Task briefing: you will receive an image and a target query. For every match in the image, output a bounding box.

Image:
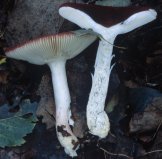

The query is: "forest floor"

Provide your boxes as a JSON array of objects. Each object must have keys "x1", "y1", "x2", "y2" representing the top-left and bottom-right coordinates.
[{"x1": 0, "y1": 0, "x2": 162, "y2": 159}]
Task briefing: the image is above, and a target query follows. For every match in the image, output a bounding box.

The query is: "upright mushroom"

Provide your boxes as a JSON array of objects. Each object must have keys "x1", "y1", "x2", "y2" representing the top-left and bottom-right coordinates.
[
  {"x1": 59, "y1": 3, "x2": 157, "y2": 138},
  {"x1": 5, "y1": 30, "x2": 96, "y2": 157}
]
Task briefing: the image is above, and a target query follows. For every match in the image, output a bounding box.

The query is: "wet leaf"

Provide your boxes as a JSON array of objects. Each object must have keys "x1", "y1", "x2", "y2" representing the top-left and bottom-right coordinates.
[
  {"x1": 17, "y1": 99, "x2": 38, "y2": 120},
  {"x1": 129, "y1": 97, "x2": 162, "y2": 133},
  {"x1": 129, "y1": 87, "x2": 162, "y2": 113},
  {"x1": 0, "y1": 100, "x2": 38, "y2": 147},
  {"x1": 0, "y1": 57, "x2": 6, "y2": 65},
  {"x1": 0, "y1": 115, "x2": 36, "y2": 147},
  {"x1": 106, "y1": 93, "x2": 119, "y2": 113}
]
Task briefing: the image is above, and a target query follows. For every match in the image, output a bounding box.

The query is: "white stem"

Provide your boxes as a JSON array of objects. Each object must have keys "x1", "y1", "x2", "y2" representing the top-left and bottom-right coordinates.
[
  {"x1": 48, "y1": 60, "x2": 79, "y2": 157},
  {"x1": 87, "y1": 36, "x2": 116, "y2": 138}
]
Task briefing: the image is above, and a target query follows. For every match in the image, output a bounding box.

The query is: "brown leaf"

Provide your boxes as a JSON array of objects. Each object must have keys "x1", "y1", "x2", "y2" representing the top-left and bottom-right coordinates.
[
  {"x1": 129, "y1": 97, "x2": 162, "y2": 133},
  {"x1": 36, "y1": 74, "x2": 55, "y2": 129},
  {"x1": 124, "y1": 80, "x2": 139, "y2": 88},
  {"x1": 72, "y1": 111, "x2": 87, "y2": 138},
  {"x1": 0, "y1": 70, "x2": 9, "y2": 84}
]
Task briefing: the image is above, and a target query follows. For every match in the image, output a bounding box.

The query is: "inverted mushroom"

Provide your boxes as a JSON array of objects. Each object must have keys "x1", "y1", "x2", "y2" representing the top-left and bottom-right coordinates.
[
  {"x1": 59, "y1": 3, "x2": 157, "y2": 138},
  {"x1": 5, "y1": 30, "x2": 96, "y2": 157}
]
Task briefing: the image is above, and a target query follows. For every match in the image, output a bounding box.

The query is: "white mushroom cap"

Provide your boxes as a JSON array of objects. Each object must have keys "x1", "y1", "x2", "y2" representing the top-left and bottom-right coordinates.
[
  {"x1": 5, "y1": 30, "x2": 97, "y2": 65},
  {"x1": 59, "y1": 3, "x2": 157, "y2": 36},
  {"x1": 117, "y1": 9, "x2": 157, "y2": 34},
  {"x1": 5, "y1": 30, "x2": 97, "y2": 157}
]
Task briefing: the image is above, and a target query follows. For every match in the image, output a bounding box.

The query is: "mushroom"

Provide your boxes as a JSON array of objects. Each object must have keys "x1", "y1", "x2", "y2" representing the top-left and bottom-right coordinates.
[
  {"x1": 5, "y1": 30, "x2": 96, "y2": 157},
  {"x1": 59, "y1": 3, "x2": 157, "y2": 138}
]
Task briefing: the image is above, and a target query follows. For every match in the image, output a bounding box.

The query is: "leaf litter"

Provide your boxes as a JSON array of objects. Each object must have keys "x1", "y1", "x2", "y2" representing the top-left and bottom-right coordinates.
[{"x1": 1, "y1": 0, "x2": 162, "y2": 158}]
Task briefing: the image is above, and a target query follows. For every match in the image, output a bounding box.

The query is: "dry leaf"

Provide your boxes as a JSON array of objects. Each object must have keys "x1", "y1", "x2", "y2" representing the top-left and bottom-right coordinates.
[
  {"x1": 36, "y1": 74, "x2": 55, "y2": 129},
  {"x1": 129, "y1": 97, "x2": 162, "y2": 133},
  {"x1": 0, "y1": 70, "x2": 9, "y2": 84}
]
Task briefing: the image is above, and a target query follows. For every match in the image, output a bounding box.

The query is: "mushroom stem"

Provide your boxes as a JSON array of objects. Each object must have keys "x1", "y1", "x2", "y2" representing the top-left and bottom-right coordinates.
[
  {"x1": 59, "y1": 2, "x2": 157, "y2": 139},
  {"x1": 48, "y1": 60, "x2": 79, "y2": 157},
  {"x1": 87, "y1": 36, "x2": 116, "y2": 138}
]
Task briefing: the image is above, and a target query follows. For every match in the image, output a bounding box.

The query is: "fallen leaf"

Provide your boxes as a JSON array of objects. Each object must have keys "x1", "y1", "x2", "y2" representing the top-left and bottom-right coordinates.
[
  {"x1": 106, "y1": 93, "x2": 119, "y2": 113},
  {"x1": 73, "y1": 111, "x2": 87, "y2": 138},
  {"x1": 0, "y1": 70, "x2": 9, "y2": 84},
  {"x1": 124, "y1": 80, "x2": 139, "y2": 88},
  {"x1": 129, "y1": 97, "x2": 162, "y2": 133},
  {"x1": 0, "y1": 99, "x2": 38, "y2": 148},
  {"x1": 36, "y1": 74, "x2": 55, "y2": 129},
  {"x1": 0, "y1": 57, "x2": 6, "y2": 65},
  {"x1": 0, "y1": 115, "x2": 36, "y2": 148}
]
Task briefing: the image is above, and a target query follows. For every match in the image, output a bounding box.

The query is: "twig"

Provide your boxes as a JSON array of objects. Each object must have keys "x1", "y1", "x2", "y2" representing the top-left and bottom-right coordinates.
[
  {"x1": 45, "y1": 108, "x2": 56, "y2": 121},
  {"x1": 97, "y1": 144, "x2": 132, "y2": 159},
  {"x1": 151, "y1": 122, "x2": 162, "y2": 141},
  {"x1": 100, "y1": 35, "x2": 128, "y2": 50},
  {"x1": 98, "y1": 145, "x2": 162, "y2": 159},
  {"x1": 143, "y1": 150, "x2": 162, "y2": 156},
  {"x1": 97, "y1": 124, "x2": 162, "y2": 159},
  {"x1": 104, "y1": 151, "x2": 107, "y2": 159},
  {"x1": 136, "y1": 149, "x2": 162, "y2": 158},
  {"x1": 0, "y1": 29, "x2": 5, "y2": 38}
]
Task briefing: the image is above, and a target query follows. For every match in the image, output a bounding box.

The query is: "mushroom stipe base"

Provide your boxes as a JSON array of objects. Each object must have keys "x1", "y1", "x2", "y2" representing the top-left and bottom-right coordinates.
[{"x1": 87, "y1": 38, "x2": 115, "y2": 138}]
